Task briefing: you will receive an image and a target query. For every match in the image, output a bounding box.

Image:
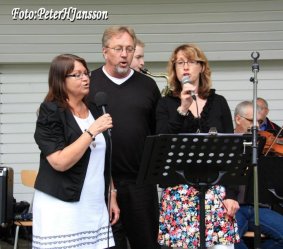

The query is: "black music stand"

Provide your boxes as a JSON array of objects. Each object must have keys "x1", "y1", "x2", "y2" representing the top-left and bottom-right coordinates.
[
  {"x1": 245, "y1": 156, "x2": 283, "y2": 205},
  {"x1": 137, "y1": 133, "x2": 254, "y2": 249}
]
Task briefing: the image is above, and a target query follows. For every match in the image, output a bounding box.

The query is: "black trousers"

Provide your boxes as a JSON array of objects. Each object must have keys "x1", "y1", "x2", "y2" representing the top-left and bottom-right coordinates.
[{"x1": 111, "y1": 182, "x2": 161, "y2": 249}]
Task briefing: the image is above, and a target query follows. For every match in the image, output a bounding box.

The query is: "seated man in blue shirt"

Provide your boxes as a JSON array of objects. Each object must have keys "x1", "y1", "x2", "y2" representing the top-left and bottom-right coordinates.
[
  {"x1": 257, "y1": 97, "x2": 282, "y2": 134},
  {"x1": 234, "y1": 100, "x2": 283, "y2": 249}
]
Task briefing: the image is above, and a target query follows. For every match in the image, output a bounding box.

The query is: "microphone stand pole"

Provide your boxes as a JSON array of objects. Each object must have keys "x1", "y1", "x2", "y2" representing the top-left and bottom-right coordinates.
[{"x1": 250, "y1": 51, "x2": 261, "y2": 249}]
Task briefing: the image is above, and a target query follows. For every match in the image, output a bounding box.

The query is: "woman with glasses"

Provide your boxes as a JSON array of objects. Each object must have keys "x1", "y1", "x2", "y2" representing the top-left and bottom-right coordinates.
[
  {"x1": 33, "y1": 54, "x2": 119, "y2": 248},
  {"x1": 156, "y1": 44, "x2": 239, "y2": 249}
]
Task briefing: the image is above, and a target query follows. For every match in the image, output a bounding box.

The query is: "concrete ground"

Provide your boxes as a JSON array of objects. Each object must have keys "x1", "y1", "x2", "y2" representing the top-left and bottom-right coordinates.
[
  {"x1": 0, "y1": 225, "x2": 31, "y2": 249},
  {"x1": 0, "y1": 238, "x2": 31, "y2": 249}
]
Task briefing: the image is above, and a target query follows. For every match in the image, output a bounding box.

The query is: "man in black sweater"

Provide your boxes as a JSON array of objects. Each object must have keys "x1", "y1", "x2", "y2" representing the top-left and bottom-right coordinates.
[{"x1": 88, "y1": 26, "x2": 161, "y2": 249}]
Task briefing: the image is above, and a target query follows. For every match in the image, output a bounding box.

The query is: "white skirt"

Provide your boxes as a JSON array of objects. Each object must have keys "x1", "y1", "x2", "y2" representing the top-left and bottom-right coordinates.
[{"x1": 32, "y1": 190, "x2": 114, "y2": 249}]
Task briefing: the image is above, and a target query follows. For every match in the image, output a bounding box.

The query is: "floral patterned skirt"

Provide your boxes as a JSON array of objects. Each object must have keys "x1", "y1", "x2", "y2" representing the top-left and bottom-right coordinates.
[{"x1": 158, "y1": 184, "x2": 240, "y2": 248}]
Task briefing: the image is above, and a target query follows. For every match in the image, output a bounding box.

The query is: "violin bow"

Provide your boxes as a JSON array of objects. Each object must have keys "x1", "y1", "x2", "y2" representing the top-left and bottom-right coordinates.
[{"x1": 264, "y1": 125, "x2": 283, "y2": 156}]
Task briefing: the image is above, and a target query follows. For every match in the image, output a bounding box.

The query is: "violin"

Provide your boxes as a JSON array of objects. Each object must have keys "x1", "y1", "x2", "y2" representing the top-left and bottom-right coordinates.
[{"x1": 258, "y1": 130, "x2": 283, "y2": 156}]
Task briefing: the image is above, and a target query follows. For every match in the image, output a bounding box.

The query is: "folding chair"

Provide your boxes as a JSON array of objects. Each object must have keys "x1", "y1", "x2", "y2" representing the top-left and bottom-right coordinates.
[{"x1": 14, "y1": 170, "x2": 37, "y2": 249}]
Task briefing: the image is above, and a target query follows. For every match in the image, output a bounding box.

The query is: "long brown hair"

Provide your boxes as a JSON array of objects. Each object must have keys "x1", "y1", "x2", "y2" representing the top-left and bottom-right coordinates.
[
  {"x1": 44, "y1": 54, "x2": 89, "y2": 109},
  {"x1": 167, "y1": 44, "x2": 212, "y2": 99}
]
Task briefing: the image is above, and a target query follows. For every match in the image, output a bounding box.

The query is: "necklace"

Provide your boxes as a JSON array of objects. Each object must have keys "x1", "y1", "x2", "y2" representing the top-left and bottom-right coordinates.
[{"x1": 72, "y1": 103, "x2": 87, "y2": 118}]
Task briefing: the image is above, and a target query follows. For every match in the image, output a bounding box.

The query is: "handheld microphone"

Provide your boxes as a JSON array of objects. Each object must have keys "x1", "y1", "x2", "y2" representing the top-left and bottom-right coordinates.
[
  {"x1": 181, "y1": 75, "x2": 196, "y2": 100},
  {"x1": 181, "y1": 75, "x2": 191, "y2": 84},
  {"x1": 94, "y1": 91, "x2": 108, "y2": 114},
  {"x1": 94, "y1": 91, "x2": 111, "y2": 136},
  {"x1": 181, "y1": 76, "x2": 201, "y2": 131}
]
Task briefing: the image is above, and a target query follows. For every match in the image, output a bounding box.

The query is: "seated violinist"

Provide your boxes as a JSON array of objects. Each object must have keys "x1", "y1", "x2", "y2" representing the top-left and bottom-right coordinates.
[
  {"x1": 257, "y1": 97, "x2": 283, "y2": 157},
  {"x1": 257, "y1": 97, "x2": 282, "y2": 134},
  {"x1": 234, "y1": 100, "x2": 283, "y2": 249}
]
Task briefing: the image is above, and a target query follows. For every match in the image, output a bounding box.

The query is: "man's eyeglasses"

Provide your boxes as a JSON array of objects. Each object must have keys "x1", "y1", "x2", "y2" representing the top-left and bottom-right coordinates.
[
  {"x1": 175, "y1": 60, "x2": 199, "y2": 68},
  {"x1": 239, "y1": 115, "x2": 253, "y2": 122},
  {"x1": 66, "y1": 72, "x2": 91, "y2": 80},
  {"x1": 106, "y1": 46, "x2": 135, "y2": 54},
  {"x1": 239, "y1": 115, "x2": 263, "y2": 124}
]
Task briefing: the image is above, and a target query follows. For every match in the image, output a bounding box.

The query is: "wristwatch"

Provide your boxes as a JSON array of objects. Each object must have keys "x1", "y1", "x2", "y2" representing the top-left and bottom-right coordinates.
[{"x1": 177, "y1": 106, "x2": 189, "y2": 116}]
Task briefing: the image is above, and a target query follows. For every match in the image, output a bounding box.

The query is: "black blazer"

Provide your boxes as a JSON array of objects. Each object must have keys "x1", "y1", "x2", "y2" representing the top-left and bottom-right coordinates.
[{"x1": 34, "y1": 101, "x2": 110, "y2": 202}]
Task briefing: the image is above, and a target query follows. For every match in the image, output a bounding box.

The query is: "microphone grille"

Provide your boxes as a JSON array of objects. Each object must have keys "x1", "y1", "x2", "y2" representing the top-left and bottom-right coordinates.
[
  {"x1": 94, "y1": 91, "x2": 108, "y2": 107},
  {"x1": 181, "y1": 75, "x2": 191, "y2": 84}
]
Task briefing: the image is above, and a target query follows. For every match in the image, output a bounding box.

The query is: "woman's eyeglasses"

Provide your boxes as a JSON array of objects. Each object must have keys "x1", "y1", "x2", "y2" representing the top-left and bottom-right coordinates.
[
  {"x1": 175, "y1": 60, "x2": 199, "y2": 68},
  {"x1": 66, "y1": 72, "x2": 91, "y2": 79}
]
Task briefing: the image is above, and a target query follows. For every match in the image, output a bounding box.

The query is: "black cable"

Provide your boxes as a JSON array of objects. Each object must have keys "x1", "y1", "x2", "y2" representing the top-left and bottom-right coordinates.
[
  {"x1": 194, "y1": 97, "x2": 202, "y2": 133},
  {"x1": 106, "y1": 132, "x2": 113, "y2": 249},
  {"x1": 94, "y1": 92, "x2": 114, "y2": 248}
]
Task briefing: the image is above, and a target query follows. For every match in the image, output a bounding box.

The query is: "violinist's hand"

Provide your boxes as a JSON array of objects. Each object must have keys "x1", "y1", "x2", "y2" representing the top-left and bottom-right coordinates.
[
  {"x1": 223, "y1": 199, "x2": 240, "y2": 217},
  {"x1": 88, "y1": 114, "x2": 113, "y2": 136}
]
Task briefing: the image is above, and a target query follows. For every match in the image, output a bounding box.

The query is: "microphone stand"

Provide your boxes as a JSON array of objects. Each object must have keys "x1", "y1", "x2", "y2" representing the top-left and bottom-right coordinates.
[{"x1": 250, "y1": 51, "x2": 261, "y2": 249}]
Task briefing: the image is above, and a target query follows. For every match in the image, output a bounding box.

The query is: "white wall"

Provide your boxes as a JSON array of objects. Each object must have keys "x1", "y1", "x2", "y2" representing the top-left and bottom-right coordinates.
[
  {"x1": 1, "y1": 0, "x2": 283, "y2": 62},
  {"x1": 1, "y1": 0, "x2": 283, "y2": 202}
]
